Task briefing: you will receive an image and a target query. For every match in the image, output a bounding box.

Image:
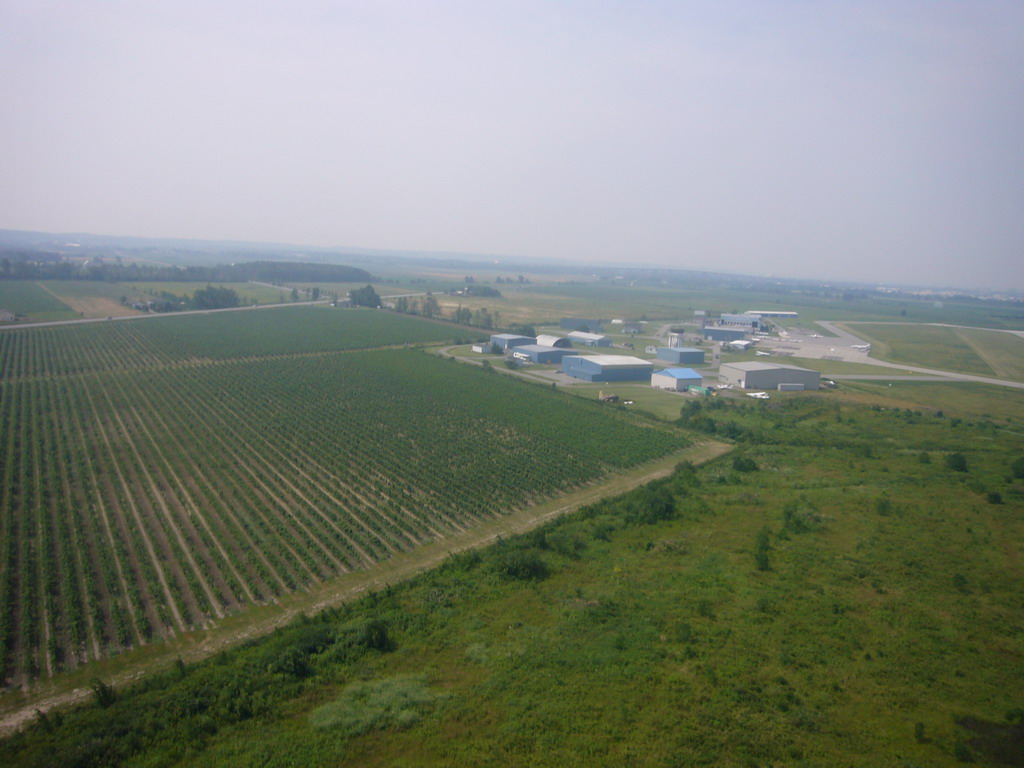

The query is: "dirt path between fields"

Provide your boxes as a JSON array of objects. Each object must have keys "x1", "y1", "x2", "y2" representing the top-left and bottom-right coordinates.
[{"x1": 0, "y1": 439, "x2": 730, "y2": 735}]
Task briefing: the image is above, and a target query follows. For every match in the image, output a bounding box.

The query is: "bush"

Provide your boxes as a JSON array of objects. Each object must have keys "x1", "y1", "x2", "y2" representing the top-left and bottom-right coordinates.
[
  {"x1": 732, "y1": 456, "x2": 759, "y2": 472},
  {"x1": 309, "y1": 675, "x2": 441, "y2": 735},
  {"x1": 1012, "y1": 457, "x2": 1024, "y2": 479},
  {"x1": 494, "y1": 548, "x2": 549, "y2": 581},
  {"x1": 946, "y1": 453, "x2": 968, "y2": 472}
]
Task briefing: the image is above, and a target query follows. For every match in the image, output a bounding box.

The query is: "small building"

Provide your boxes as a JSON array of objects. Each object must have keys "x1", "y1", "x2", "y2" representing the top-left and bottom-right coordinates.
[
  {"x1": 567, "y1": 331, "x2": 612, "y2": 347},
  {"x1": 0, "y1": 309, "x2": 15, "y2": 322},
  {"x1": 651, "y1": 368, "x2": 703, "y2": 391},
  {"x1": 694, "y1": 309, "x2": 707, "y2": 324},
  {"x1": 656, "y1": 347, "x2": 705, "y2": 365},
  {"x1": 704, "y1": 327, "x2": 746, "y2": 342},
  {"x1": 560, "y1": 318, "x2": 603, "y2": 333},
  {"x1": 561, "y1": 355, "x2": 654, "y2": 382},
  {"x1": 622, "y1": 321, "x2": 643, "y2": 334},
  {"x1": 512, "y1": 345, "x2": 577, "y2": 364},
  {"x1": 471, "y1": 343, "x2": 491, "y2": 354},
  {"x1": 719, "y1": 361, "x2": 820, "y2": 391},
  {"x1": 489, "y1": 333, "x2": 535, "y2": 351},
  {"x1": 727, "y1": 340, "x2": 753, "y2": 351},
  {"x1": 536, "y1": 334, "x2": 573, "y2": 348},
  {"x1": 668, "y1": 331, "x2": 687, "y2": 347}
]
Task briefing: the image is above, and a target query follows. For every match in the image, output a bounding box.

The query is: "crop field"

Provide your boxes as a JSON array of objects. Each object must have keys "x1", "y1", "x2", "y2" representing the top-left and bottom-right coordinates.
[
  {"x1": 0, "y1": 283, "x2": 75, "y2": 322},
  {"x1": 0, "y1": 308, "x2": 687, "y2": 686},
  {"x1": 0, "y1": 306, "x2": 460, "y2": 378},
  {"x1": 2, "y1": 393, "x2": 1020, "y2": 767}
]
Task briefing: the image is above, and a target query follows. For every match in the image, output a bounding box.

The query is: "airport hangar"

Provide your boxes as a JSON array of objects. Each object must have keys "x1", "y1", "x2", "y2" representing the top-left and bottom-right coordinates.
[
  {"x1": 561, "y1": 355, "x2": 654, "y2": 382},
  {"x1": 719, "y1": 362, "x2": 820, "y2": 391},
  {"x1": 651, "y1": 368, "x2": 703, "y2": 391}
]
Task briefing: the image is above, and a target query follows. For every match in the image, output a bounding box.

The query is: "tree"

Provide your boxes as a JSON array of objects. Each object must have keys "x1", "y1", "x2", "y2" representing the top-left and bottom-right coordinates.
[
  {"x1": 1012, "y1": 457, "x2": 1024, "y2": 479},
  {"x1": 311, "y1": 287, "x2": 321, "y2": 301},
  {"x1": 349, "y1": 284, "x2": 381, "y2": 308},
  {"x1": 290, "y1": 288, "x2": 299, "y2": 302},
  {"x1": 421, "y1": 292, "x2": 439, "y2": 318}
]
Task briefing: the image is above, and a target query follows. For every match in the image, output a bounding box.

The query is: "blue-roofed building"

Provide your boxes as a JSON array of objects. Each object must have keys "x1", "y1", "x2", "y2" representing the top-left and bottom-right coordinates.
[
  {"x1": 656, "y1": 347, "x2": 705, "y2": 364},
  {"x1": 489, "y1": 333, "x2": 536, "y2": 351},
  {"x1": 561, "y1": 355, "x2": 654, "y2": 382},
  {"x1": 512, "y1": 345, "x2": 578, "y2": 364},
  {"x1": 651, "y1": 368, "x2": 703, "y2": 391}
]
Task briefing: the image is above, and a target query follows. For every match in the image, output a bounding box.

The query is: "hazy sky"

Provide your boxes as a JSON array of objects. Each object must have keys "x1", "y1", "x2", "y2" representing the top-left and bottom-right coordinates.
[{"x1": 2, "y1": 1, "x2": 1021, "y2": 289}]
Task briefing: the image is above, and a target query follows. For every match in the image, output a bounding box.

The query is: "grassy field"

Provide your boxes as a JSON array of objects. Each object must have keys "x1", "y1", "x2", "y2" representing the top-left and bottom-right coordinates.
[
  {"x1": 957, "y1": 327, "x2": 1024, "y2": 381},
  {"x1": 2, "y1": 392, "x2": 1020, "y2": 767},
  {"x1": 125, "y1": 281, "x2": 285, "y2": 305},
  {"x1": 39, "y1": 281, "x2": 151, "y2": 318},
  {"x1": 0, "y1": 282, "x2": 76, "y2": 322},
  {"x1": 843, "y1": 323, "x2": 1024, "y2": 380},
  {"x1": 830, "y1": 380, "x2": 1024, "y2": 422}
]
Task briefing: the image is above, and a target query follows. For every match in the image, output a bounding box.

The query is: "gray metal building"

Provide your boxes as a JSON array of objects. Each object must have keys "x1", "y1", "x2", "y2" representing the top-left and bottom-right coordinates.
[
  {"x1": 567, "y1": 331, "x2": 613, "y2": 347},
  {"x1": 489, "y1": 333, "x2": 535, "y2": 351},
  {"x1": 719, "y1": 362, "x2": 820, "y2": 390}
]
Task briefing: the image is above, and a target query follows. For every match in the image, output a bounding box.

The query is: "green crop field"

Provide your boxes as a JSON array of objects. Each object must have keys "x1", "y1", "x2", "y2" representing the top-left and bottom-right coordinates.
[
  {"x1": 0, "y1": 308, "x2": 688, "y2": 686},
  {"x1": 2, "y1": 393, "x2": 1020, "y2": 767},
  {"x1": 0, "y1": 306, "x2": 458, "y2": 378},
  {"x1": 0, "y1": 282, "x2": 76, "y2": 322}
]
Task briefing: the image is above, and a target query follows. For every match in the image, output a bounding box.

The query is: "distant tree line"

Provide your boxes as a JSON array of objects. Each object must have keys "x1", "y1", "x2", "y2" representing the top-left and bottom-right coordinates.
[{"x1": 0, "y1": 254, "x2": 374, "y2": 285}]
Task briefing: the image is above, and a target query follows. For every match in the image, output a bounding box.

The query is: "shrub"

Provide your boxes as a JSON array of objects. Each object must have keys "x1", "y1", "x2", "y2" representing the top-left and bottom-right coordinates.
[
  {"x1": 732, "y1": 456, "x2": 759, "y2": 472},
  {"x1": 1012, "y1": 457, "x2": 1024, "y2": 479},
  {"x1": 494, "y1": 548, "x2": 549, "y2": 581},
  {"x1": 946, "y1": 453, "x2": 968, "y2": 472},
  {"x1": 309, "y1": 675, "x2": 441, "y2": 735}
]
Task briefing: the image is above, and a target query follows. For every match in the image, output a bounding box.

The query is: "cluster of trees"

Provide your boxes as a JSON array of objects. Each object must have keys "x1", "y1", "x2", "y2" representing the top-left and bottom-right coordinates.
[
  {"x1": 393, "y1": 293, "x2": 439, "y2": 318},
  {"x1": 191, "y1": 285, "x2": 240, "y2": 310},
  {"x1": 0, "y1": 255, "x2": 374, "y2": 285},
  {"x1": 348, "y1": 285, "x2": 381, "y2": 308},
  {"x1": 392, "y1": 292, "x2": 500, "y2": 329},
  {"x1": 449, "y1": 306, "x2": 498, "y2": 329}
]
